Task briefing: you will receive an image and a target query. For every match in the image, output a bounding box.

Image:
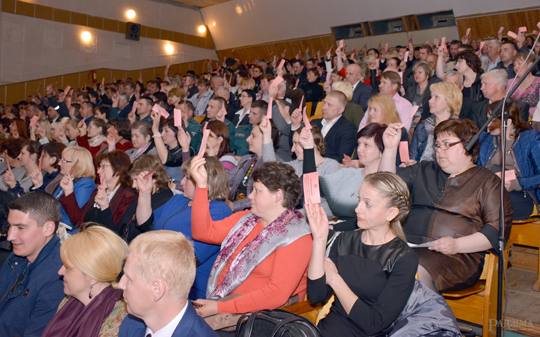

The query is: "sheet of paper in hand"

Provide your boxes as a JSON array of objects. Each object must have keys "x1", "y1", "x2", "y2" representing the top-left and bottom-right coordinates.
[{"x1": 303, "y1": 172, "x2": 321, "y2": 204}]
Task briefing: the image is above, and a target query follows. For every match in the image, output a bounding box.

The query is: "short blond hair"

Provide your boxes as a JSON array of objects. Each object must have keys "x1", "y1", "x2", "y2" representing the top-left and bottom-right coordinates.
[
  {"x1": 332, "y1": 81, "x2": 353, "y2": 101},
  {"x1": 429, "y1": 82, "x2": 463, "y2": 116},
  {"x1": 61, "y1": 225, "x2": 127, "y2": 285},
  {"x1": 367, "y1": 94, "x2": 401, "y2": 125},
  {"x1": 128, "y1": 231, "x2": 195, "y2": 301},
  {"x1": 62, "y1": 146, "x2": 95, "y2": 179}
]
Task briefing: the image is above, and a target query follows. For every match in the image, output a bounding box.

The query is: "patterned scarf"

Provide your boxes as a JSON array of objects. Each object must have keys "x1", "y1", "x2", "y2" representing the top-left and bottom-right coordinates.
[
  {"x1": 129, "y1": 142, "x2": 151, "y2": 162},
  {"x1": 207, "y1": 208, "x2": 311, "y2": 299}
]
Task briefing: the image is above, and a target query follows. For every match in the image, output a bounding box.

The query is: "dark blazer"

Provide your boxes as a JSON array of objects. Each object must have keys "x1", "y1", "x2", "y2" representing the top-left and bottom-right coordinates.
[
  {"x1": 467, "y1": 98, "x2": 530, "y2": 129},
  {"x1": 118, "y1": 103, "x2": 133, "y2": 119},
  {"x1": 119, "y1": 303, "x2": 218, "y2": 337},
  {"x1": 312, "y1": 116, "x2": 357, "y2": 163},
  {"x1": 351, "y1": 81, "x2": 373, "y2": 112}
]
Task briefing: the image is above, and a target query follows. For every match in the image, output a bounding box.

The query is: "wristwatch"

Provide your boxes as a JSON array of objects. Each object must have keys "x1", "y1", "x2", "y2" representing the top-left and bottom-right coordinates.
[{"x1": 152, "y1": 132, "x2": 162, "y2": 138}]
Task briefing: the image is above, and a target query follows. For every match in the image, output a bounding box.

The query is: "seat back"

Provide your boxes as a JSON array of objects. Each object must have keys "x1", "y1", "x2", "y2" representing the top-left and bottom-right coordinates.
[{"x1": 309, "y1": 102, "x2": 323, "y2": 121}]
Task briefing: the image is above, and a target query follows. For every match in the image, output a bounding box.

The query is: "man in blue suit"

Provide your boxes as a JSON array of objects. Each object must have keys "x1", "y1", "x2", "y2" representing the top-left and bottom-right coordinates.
[{"x1": 118, "y1": 231, "x2": 217, "y2": 337}]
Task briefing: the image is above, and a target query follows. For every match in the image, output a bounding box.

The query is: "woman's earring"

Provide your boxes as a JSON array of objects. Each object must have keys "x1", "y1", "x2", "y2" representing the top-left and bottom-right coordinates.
[
  {"x1": 447, "y1": 108, "x2": 451, "y2": 113},
  {"x1": 89, "y1": 284, "x2": 93, "y2": 299}
]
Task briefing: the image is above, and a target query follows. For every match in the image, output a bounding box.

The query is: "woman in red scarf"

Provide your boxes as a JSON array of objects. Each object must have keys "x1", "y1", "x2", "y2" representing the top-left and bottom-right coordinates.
[{"x1": 42, "y1": 225, "x2": 128, "y2": 337}]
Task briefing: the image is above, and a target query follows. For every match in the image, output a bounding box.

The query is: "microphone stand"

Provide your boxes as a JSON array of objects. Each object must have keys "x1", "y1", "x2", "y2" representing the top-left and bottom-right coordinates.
[{"x1": 464, "y1": 44, "x2": 540, "y2": 337}]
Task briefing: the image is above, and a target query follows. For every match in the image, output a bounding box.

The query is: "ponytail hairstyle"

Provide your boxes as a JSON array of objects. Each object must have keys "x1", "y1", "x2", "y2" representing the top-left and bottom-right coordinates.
[{"x1": 363, "y1": 172, "x2": 410, "y2": 242}]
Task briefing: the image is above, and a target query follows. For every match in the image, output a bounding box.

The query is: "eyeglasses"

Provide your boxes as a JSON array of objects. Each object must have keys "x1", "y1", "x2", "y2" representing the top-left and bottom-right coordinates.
[
  {"x1": 61, "y1": 158, "x2": 72, "y2": 163},
  {"x1": 89, "y1": 125, "x2": 99, "y2": 129},
  {"x1": 99, "y1": 163, "x2": 110, "y2": 170},
  {"x1": 432, "y1": 141, "x2": 462, "y2": 152}
]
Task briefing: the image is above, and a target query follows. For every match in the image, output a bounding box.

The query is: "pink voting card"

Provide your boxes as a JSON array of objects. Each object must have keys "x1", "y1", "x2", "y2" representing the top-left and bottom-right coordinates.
[
  {"x1": 152, "y1": 104, "x2": 169, "y2": 118},
  {"x1": 479, "y1": 41, "x2": 485, "y2": 51},
  {"x1": 299, "y1": 95, "x2": 304, "y2": 110},
  {"x1": 266, "y1": 97, "x2": 273, "y2": 119},
  {"x1": 29, "y1": 115, "x2": 39, "y2": 128},
  {"x1": 174, "y1": 109, "x2": 182, "y2": 127},
  {"x1": 519, "y1": 26, "x2": 527, "y2": 33},
  {"x1": 303, "y1": 172, "x2": 321, "y2": 204},
  {"x1": 398, "y1": 72, "x2": 403, "y2": 84},
  {"x1": 302, "y1": 106, "x2": 311, "y2": 130},
  {"x1": 278, "y1": 59, "x2": 286, "y2": 69},
  {"x1": 495, "y1": 170, "x2": 517, "y2": 181},
  {"x1": 466, "y1": 28, "x2": 471, "y2": 36},
  {"x1": 268, "y1": 76, "x2": 283, "y2": 90},
  {"x1": 441, "y1": 37, "x2": 446, "y2": 46},
  {"x1": 198, "y1": 129, "x2": 211, "y2": 157},
  {"x1": 399, "y1": 141, "x2": 410, "y2": 162},
  {"x1": 339, "y1": 39, "x2": 344, "y2": 49},
  {"x1": 131, "y1": 101, "x2": 138, "y2": 114},
  {"x1": 499, "y1": 26, "x2": 505, "y2": 34},
  {"x1": 537, "y1": 21, "x2": 540, "y2": 29},
  {"x1": 376, "y1": 58, "x2": 380, "y2": 68},
  {"x1": 533, "y1": 30, "x2": 539, "y2": 36},
  {"x1": 404, "y1": 51, "x2": 409, "y2": 61},
  {"x1": 508, "y1": 31, "x2": 518, "y2": 39},
  {"x1": 64, "y1": 85, "x2": 71, "y2": 95},
  {"x1": 384, "y1": 43, "x2": 388, "y2": 52}
]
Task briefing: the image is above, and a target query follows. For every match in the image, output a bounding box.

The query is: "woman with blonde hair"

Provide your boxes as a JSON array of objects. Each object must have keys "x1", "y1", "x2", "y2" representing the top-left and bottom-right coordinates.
[
  {"x1": 306, "y1": 172, "x2": 418, "y2": 336},
  {"x1": 407, "y1": 81, "x2": 462, "y2": 165},
  {"x1": 42, "y1": 225, "x2": 129, "y2": 337},
  {"x1": 54, "y1": 146, "x2": 97, "y2": 233},
  {"x1": 30, "y1": 119, "x2": 51, "y2": 144}
]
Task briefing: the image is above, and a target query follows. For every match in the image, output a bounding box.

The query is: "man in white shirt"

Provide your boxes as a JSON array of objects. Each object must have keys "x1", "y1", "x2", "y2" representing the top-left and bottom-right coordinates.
[{"x1": 118, "y1": 231, "x2": 217, "y2": 337}]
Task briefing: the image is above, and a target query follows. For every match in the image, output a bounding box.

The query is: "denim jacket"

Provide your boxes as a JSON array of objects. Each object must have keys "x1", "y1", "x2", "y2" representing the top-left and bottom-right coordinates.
[
  {"x1": 0, "y1": 235, "x2": 64, "y2": 337},
  {"x1": 478, "y1": 130, "x2": 540, "y2": 205}
]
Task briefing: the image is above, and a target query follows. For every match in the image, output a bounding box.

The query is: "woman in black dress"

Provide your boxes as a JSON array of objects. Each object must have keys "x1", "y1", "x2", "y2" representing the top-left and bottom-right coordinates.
[{"x1": 306, "y1": 172, "x2": 418, "y2": 337}]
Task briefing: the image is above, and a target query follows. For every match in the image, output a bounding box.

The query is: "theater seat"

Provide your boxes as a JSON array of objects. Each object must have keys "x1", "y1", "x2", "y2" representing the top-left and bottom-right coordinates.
[{"x1": 443, "y1": 242, "x2": 512, "y2": 337}]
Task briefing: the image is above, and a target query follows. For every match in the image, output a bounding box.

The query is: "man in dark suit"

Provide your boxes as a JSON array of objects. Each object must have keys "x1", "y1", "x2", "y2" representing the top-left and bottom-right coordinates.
[
  {"x1": 292, "y1": 90, "x2": 357, "y2": 163},
  {"x1": 465, "y1": 69, "x2": 529, "y2": 128},
  {"x1": 118, "y1": 231, "x2": 217, "y2": 337},
  {"x1": 346, "y1": 63, "x2": 373, "y2": 111}
]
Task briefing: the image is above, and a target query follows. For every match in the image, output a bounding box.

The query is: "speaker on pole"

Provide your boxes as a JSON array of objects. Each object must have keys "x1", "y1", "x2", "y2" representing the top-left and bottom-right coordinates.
[{"x1": 126, "y1": 22, "x2": 141, "y2": 41}]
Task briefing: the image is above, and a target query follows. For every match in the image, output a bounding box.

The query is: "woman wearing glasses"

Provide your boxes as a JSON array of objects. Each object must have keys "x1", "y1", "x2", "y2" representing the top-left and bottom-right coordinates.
[
  {"x1": 380, "y1": 119, "x2": 512, "y2": 292},
  {"x1": 58, "y1": 151, "x2": 138, "y2": 233}
]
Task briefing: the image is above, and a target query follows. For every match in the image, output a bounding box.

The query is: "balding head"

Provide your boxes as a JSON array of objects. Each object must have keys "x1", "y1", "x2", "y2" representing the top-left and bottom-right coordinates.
[{"x1": 345, "y1": 64, "x2": 363, "y2": 86}]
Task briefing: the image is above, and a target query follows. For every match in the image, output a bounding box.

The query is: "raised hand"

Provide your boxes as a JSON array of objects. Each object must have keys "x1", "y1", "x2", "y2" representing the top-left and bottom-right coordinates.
[
  {"x1": 77, "y1": 120, "x2": 87, "y2": 136},
  {"x1": 3, "y1": 169, "x2": 16, "y2": 189},
  {"x1": 298, "y1": 127, "x2": 314, "y2": 149},
  {"x1": 59, "y1": 174, "x2": 74, "y2": 196},
  {"x1": 177, "y1": 128, "x2": 191, "y2": 151},
  {"x1": 94, "y1": 185, "x2": 110, "y2": 210},
  {"x1": 189, "y1": 156, "x2": 208, "y2": 188},
  {"x1": 30, "y1": 169, "x2": 43, "y2": 188},
  {"x1": 305, "y1": 203, "x2": 329, "y2": 242},
  {"x1": 291, "y1": 108, "x2": 302, "y2": 128},
  {"x1": 382, "y1": 123, "x2": 402, "y2": 150}
]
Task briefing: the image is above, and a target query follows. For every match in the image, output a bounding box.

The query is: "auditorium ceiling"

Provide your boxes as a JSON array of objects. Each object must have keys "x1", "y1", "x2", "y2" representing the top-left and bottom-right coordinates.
[{"x1": 170, "y1": 0, "x2": 232, "y2": 8}]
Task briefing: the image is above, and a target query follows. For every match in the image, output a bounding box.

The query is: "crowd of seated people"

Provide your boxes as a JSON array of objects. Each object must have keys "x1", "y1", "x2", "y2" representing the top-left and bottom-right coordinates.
[{"x1": 0, "y1": 26, "x2": 539, "y2": 336}]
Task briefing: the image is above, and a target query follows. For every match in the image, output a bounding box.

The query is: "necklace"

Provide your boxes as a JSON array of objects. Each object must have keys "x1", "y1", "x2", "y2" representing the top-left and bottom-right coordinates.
[{"x1": 241, "y1": 159, "x2": 258, "y2": 186}]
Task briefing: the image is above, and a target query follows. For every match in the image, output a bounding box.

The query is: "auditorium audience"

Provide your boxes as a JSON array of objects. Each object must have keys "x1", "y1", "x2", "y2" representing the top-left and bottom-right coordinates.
[
  {"x1": 190, "y1": 158, "x2": 312, "y2": 330},
  {"x1": 55, "y1": 146, "x2": 96, "y2": 232},
  {"x1": 408, "y1": 82, "x2": 462, "y2": 164},
  {"x1": 508, "y1": 53, "x2": 540, "y2": 118},
  {"x1": 76, "y1": 118, "x2": 108, "y2": 160},
  {"x1": 0, "y1": 192, "x2": 64, "y2": 336},
  {"x1": 478, "y1": 101, "x2": 540, "y2": 220},
  {"x1": 148, "y1": 156, "x2": 231, "y2": 300},
  {"x1": 380, "y1": 119, "x2": 512, "y2": 292},
  {"x1": 306, "y1": 172, "x2": 417, "y2": 336},
  {"x1": 125, "y1": 121, "x2": 157, "y2": 161},
  {"x1": 42, "y1": 225, "x2": 128, "y2": 337}
]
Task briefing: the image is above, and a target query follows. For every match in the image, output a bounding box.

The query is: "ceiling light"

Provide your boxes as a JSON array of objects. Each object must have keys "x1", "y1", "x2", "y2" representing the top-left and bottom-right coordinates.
[
  {"x1": 198, "y1": 25, "x2": 206, "y2": 34},
  {"x1": 165, "y1": 44, "x2": 174, "y2": 54},
  {"x1": 126, "y1": 10, "x2": 136, "y2": 19},
  {"x1": 81, "y1": 31, "x2": 91, "y2": 42}
]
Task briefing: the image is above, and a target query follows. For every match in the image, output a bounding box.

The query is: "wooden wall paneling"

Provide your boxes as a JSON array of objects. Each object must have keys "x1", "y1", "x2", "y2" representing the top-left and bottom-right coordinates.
[
  {"x1": 6, "y1": 83, "x2": 26, "y2": 105},
  {"x1": 456, "y1": 7, "x2": 540, "y2": 40},
  {"x1": 0, "y1": 86, "x2": 6, "y2": 106},
  {"x1": 155, "y1": 66, "x2": 167, "y2": 80},
  {"x1": 140, "y1": 69, "x2": 154, "y2": 83},
  {"x1": 63, "y1": 73, "x2": 80, "y2": 90},
  {"x1": 126, "y1": 70, "x2": 139, "y2": 81},
  {"x1": 95, "y1": 69, "x2": 111, "y2": 84},
  {"x1": 26, "y1": 79, "x2": 43, "y2": 99},
  {"x1": 111, "y1": 70, "x2": 127, "y2": 83}
]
